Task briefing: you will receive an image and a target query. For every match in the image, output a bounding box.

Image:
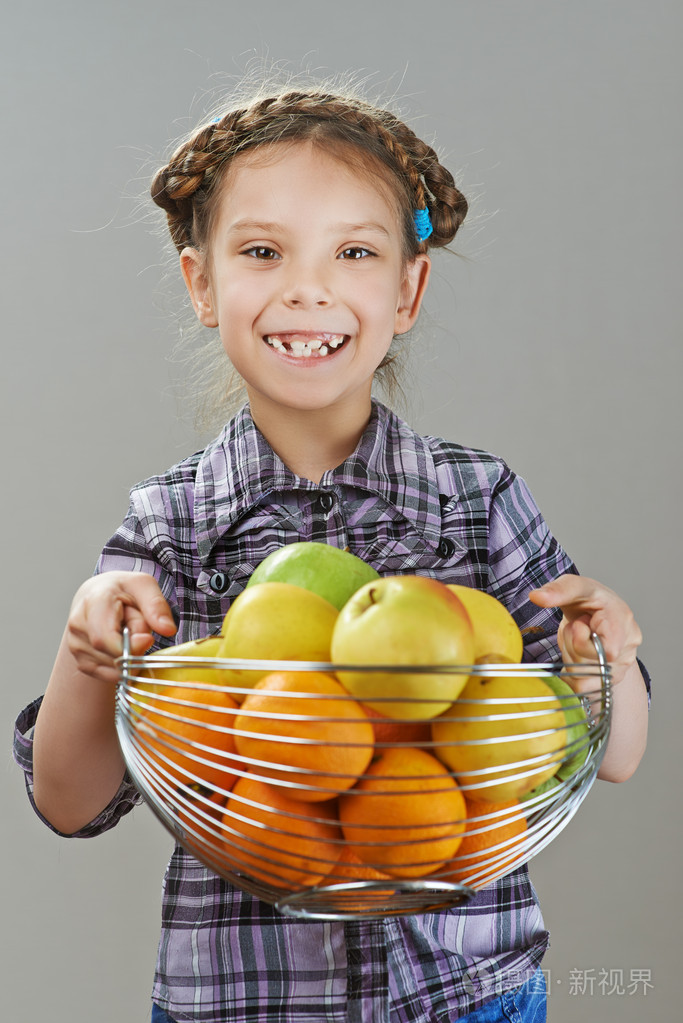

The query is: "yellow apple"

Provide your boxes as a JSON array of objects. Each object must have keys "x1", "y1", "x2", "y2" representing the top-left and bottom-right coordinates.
[
  {"x1": 431, "y1": 674, "x2": 566, "y2": 801},
  {"x1": 141, "y1": 635, "x2": 225, "y2": 687},
  {"x1": 218, "y1": 581, "x2": 338, "y2": 699},
  {"x1": 331, "y1": 575, "x2": 475, "y2": 719},
  {"x1": 131, "y1": 630, "x2": 228, "y2": 720},
  {"x1": 446, "y1": 585, "x2": 523, "y2": 664}
]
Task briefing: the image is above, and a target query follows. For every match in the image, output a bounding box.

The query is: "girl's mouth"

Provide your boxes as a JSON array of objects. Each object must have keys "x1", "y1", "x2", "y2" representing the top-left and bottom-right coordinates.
[{"x1": 264, "y1": 333, "x2": 347, "y2": 358}]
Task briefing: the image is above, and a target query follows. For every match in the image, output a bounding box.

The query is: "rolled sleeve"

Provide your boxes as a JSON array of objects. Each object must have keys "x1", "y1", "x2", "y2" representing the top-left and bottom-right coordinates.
[{"x1": 13, "y1": 696, "x2": 142, "y2": 838}]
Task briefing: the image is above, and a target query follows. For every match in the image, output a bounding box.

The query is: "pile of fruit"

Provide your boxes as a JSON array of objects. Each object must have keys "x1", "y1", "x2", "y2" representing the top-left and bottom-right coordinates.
[{"x1": 129, "y1": 542, "x2": 596, "y2": 893}]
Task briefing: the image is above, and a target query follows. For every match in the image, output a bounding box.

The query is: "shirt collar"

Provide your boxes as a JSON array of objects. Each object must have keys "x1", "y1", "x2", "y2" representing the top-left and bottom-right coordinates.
[{"x1": 194, "y1": 400, "x2": 444, "y2": 563}]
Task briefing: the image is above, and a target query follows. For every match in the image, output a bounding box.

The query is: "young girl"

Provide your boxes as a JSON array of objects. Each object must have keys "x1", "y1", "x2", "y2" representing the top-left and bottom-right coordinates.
[{"x1": 15, "y1": 83, "x2": 648, "y2": 1022}]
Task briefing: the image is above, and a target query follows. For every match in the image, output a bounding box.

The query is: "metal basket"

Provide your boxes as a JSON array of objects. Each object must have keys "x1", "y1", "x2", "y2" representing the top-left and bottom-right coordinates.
[{"x1": 116, "y1": 631, "x2": 611, "y2": 920}]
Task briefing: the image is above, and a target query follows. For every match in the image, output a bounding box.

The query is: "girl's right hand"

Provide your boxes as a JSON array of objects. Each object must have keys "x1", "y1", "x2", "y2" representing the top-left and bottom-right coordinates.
[{"x1": 67, "y1": 571, "x2": 177, "y2": 683}]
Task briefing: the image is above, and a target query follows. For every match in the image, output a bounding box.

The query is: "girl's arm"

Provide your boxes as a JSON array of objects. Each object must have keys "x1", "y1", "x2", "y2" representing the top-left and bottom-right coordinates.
[
  {"x1": 33, "y1": 572, "x2": 176, "y2": 835},
  {"x1": 530, "y1": 575, "x2": 648, "y2": 783}
]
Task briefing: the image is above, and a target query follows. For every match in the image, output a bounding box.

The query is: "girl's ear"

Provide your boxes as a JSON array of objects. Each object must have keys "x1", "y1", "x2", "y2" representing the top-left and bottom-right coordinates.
[
  {"x1": 180, "y1": 247, "x2": 218, "y2": 328},
  {"x1": 394, "y1": 254, "x2": 431, "y2": 335}
]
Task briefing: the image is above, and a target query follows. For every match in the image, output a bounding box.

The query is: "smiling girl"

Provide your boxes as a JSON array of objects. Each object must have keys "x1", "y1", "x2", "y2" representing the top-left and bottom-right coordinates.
[
  {"x1": 15, "y1": 83, "x2": 648, "y2": 1022},
  {"x1": 179, "y1": 140, "x2": 430, "y2": 482}
]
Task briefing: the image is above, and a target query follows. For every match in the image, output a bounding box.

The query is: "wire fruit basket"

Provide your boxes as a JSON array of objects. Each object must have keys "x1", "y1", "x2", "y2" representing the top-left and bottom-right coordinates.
[{"x1": 116, "y1": 631, "x2": 611, "y2": 920}]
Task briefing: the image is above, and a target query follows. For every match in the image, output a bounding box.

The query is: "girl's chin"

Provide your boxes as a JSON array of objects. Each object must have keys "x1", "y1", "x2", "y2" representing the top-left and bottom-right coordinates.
[{"x1": 246, "y1": 383, "x2": 372, "y2": 417}]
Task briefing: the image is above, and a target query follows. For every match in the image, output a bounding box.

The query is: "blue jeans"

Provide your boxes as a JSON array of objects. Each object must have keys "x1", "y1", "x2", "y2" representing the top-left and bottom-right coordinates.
[
  {"x1": 151, "y1": 968, "x2": 546, "y2": 1022},
  {"x1": 151, "y1": 1006, "x2": 176, "y2": 1023},
  {"x1": 458, "y1": 967, "x2": 547, "y2": 1022}
]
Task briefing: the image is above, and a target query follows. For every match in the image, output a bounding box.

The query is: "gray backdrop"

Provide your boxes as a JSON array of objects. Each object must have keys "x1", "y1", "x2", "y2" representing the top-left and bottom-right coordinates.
[{"x1": 2, "y1": 2, "x2": 680, "y2": 1021}]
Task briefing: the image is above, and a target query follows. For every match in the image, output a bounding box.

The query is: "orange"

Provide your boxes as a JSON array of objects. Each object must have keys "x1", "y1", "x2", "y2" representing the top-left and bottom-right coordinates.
[
  {"x1": 364, "y1": 705, "x2": 432, "y2": 747},
  {"x1": 135, "y1": 683, "x2": 240, "y2": 794},
  {"x1": 439, "y1": 798, "x2": 528, "y2": 888},
  {"x1": 329, "y1": 845, "x2": 393, "y2": 883},
  {"x1": 233, "y1": 671, "x2": 375, "y2": 801},
  {"x1": 176, "y1": 784, "x2": 229, "y2": 863},
  {"x1": 338, "y1": 747, "x2": 467, "y2": 878},
  {"x1": 324, "y1": 847, "x2": 397, "y2": 913},
  {"x1": 220, "y1": 775, "x2": 341, "y2": 888}
]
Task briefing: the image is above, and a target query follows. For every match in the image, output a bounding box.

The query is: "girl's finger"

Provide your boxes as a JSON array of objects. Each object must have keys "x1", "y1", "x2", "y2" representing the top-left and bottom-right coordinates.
[
  {"x1": 119, "y1": 574, "x2": 177, "y2": 636},
  {"x1": 88, "y1": 576, "x2": 175, "y2": 655},
  {"x1": 529, "y1": 575, "x2": 606, "y2": 618},
  {"x1": 561, "y1": 617, "x2": 596, "y2": 662},
  {"x1": 68, "y1": 572, "x2": 177, "y2": 676}
]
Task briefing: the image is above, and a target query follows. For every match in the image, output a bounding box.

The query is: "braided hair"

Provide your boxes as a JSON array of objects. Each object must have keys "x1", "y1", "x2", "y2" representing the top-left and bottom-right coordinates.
[
  {"x1": 151, "y1": 86, "x2": 469, "y2": 430},
  {"x1": 151, "y1": 89, "x2": 468, "y2": 259}
]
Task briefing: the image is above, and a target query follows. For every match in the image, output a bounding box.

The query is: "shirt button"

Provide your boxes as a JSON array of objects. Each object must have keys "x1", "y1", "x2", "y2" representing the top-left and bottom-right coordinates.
[
  {"x1": 437, "y1": 537, "x2": 457, "y2": 559},
  {"x1": 208, "y1": 571, "x2": 229, "y2": 594},
  {"x1": 314, "y1": 491, "x2": 335, "y2": 514}
]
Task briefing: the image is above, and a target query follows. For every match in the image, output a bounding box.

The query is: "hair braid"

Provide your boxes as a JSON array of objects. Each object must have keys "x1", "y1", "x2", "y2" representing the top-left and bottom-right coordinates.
[{"x1": 151, "y1": 88, "x2": 468, "y2": 254}]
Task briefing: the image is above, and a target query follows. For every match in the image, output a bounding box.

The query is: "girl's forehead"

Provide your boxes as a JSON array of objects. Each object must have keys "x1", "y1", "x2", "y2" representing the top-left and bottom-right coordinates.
[{"x1": 217, "y1": 141, "x2": 402, "y2": 222}]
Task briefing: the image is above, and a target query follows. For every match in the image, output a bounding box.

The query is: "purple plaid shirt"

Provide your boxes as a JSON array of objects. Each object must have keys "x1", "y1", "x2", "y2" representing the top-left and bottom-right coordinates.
[{"x1": 14, "y1": 401, "x2": 576, "y2": 1021}]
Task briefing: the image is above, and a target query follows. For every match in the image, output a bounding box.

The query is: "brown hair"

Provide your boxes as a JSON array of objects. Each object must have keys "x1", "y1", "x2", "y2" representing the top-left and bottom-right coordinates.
[
  {"x1": 151, "y1": 88, "x2": 467, "y2": 257},
  {"x1": 150, "y1": 85, "x2": 469, "y2": 430}
]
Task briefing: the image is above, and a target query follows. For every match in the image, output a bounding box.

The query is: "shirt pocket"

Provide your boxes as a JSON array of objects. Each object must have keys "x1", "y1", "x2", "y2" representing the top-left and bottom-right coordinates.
[
  {"x1": 355, "y1": 532, "x2": 470, "y2": 577},
  {"x1": 196, "y1": 561, "x2": 254, "y2": 602}
]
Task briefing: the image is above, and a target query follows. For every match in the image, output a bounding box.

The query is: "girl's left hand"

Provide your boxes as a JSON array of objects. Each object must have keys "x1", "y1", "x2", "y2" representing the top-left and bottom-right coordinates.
[{"x1": 529, "y1": 574, "x2": 642, "y2": 687}]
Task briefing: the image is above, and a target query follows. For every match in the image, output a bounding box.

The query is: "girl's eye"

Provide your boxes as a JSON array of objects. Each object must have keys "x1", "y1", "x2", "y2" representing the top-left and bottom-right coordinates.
[
  {"x1": 339, "y1": 246, "x2": 374, "y2": 260},
  {"x1": 243, "y1": 246, "x2": 280, "y2": 261}
]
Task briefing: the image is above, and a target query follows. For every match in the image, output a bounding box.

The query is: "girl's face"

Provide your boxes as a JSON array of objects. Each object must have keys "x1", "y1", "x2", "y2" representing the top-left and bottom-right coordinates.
[{"x1": 181, "y1": 142, "x2": 430, "y2": 424}]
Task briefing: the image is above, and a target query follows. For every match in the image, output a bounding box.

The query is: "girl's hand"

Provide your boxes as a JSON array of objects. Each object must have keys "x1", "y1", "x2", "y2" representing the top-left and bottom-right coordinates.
[
  {"x1": 528, "y1": 574, "x2": 642, "y2": 687},
  {"x1": 67, "y1": 571, "x2": 177, "y2": 683}
]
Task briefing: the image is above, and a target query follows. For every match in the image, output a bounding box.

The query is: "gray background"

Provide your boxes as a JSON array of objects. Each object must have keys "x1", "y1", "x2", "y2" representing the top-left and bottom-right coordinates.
[{"x1": 2, "y1": 2, "x2": 680, "y2": 1020}]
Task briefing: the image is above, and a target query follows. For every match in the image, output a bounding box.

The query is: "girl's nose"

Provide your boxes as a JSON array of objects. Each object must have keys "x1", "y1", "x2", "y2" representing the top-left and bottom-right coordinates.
[{"x1": 281, "y1": 264, "x2": 333, "y2": 309}]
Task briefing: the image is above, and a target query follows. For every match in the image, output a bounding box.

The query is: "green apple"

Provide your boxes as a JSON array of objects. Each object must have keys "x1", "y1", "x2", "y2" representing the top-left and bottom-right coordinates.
[
  {"x1": 246, "y1": 541, "x2": 379, "y2": 611},
  {"x1": 542, "y1": 674, "x2": 591, "y2": 780},
  {"x1": 218, "y1": 581, "x2": 338, "y2": 698},
  {"x1": 330, "y1": 575, "x2": 475, "y2": 719},
  {"x1": 431, "y1": 674, "x2": 566, "y2": 801},
  {"x1": 520, "y1": 773, "x2": 563, "y2": 805}
]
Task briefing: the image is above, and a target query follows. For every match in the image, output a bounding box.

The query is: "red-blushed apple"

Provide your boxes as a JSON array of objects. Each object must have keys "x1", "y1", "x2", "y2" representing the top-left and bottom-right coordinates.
[{"x1": 331, "y1": 575, "x2": 475, "y2": 719}]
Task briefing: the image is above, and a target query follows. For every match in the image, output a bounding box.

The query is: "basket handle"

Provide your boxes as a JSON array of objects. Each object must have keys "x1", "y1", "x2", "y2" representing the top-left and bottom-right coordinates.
[
  {"x1": 117, "y1": 626, "x2": 132, "y2": 689},
  {"x1": 121, "y1": 625, "x2": 132, "y2": 659},
  {"x1": 590, "y1": 631, "x2": 607, "y2": 675}
]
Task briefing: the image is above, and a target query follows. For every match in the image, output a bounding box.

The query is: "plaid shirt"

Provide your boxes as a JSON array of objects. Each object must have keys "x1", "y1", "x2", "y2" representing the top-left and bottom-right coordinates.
[{"x1": 14, "y1": 400, "x2": 575, "y2": 1021}]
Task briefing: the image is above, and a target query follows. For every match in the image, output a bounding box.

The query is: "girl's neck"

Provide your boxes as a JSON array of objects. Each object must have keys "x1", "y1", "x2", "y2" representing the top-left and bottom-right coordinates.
[{"x1": 248, "y1": 394, "x2": 373, "y2": 484}]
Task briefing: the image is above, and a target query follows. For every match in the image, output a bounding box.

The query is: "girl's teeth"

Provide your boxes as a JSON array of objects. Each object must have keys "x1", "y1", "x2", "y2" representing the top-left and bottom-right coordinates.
[{"x1": 266, "y1": 334, "x2": 344, "y2": 357}]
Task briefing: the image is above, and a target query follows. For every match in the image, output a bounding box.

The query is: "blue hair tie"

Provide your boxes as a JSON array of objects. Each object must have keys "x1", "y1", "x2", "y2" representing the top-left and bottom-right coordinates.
[{"x1": 413, "y1": 207, "x2": 433, "y2": 243}]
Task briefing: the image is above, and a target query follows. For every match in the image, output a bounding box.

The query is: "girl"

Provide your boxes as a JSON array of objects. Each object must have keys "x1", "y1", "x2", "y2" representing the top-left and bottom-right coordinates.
[{"x1": 15, "y1": 84, "x2": 648, "y2": 1022}]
